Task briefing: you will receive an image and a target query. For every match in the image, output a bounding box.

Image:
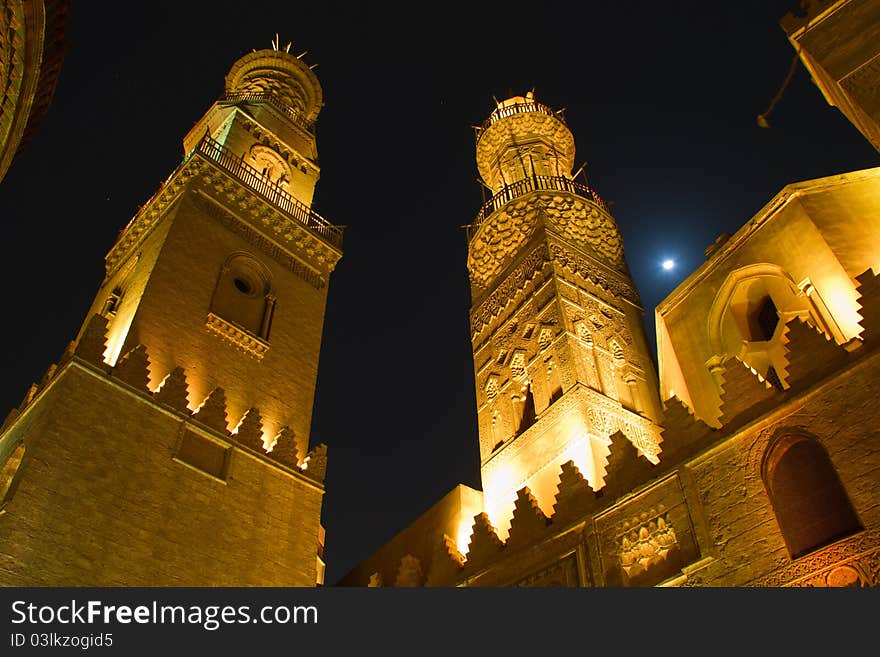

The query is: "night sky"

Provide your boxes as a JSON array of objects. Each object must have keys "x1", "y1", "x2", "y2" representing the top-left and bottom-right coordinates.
[{"x1": 0, "y1": 1, "x2": 877, "y2": 585}]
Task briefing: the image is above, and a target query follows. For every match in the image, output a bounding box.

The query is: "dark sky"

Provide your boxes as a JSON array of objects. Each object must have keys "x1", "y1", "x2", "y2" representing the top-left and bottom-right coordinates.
[{"x1": 0, "y1": 1, "x2": 876, "y2": 585}]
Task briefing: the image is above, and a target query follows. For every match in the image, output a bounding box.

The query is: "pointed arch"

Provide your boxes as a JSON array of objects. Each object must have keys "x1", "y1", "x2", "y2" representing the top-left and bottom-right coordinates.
[
  {"x1": 707, "y1": 263, "x2": 806, "y2": 358},
  {"x1": 761, "y1": 430, "x2": 862, "y2": 559}
]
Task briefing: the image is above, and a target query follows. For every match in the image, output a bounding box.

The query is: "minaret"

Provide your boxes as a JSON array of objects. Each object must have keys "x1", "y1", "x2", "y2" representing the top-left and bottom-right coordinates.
[
  {"x1": 0, "y1": 44, "x2": 340, "y2": 585},
  {"x1": 468, "y1": 93, "x2": 663, "y2": 538}
]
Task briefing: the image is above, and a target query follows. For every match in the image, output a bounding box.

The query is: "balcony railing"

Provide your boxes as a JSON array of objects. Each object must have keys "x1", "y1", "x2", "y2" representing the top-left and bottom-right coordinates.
[
  {"x1": 466, "y1": 174, "x2": 610, "y2": 241},
  {"x1": 221, "y1": 91, "x2": 315, "y2": 134},
  {"x1": 194, "y1": 135, "x2": 343, "y2": 249},
  {"x1": 475, "y1": 100, "x2": 565, "y2": 139}
]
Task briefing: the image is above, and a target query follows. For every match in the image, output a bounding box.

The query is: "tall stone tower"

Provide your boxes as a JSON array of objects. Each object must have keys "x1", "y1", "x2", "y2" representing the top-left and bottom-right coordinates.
[
  {"x1": 0, "y1": 45, "x2": 341, "y2": 585},
  {"x1": 468, "y1": 93, "x2": 663, "y2": 538}
]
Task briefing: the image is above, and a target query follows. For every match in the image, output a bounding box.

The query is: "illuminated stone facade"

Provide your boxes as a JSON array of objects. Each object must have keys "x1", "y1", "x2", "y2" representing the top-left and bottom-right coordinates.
[
  {"x1": 340, "y1": 94, "x2": 880, "y2": 588},
  {"x1": 0, "y1": 47, "x2": 340, "y2": 585},
  {"x1": 782, "y1": 0, "x2": 880, "y2": 152},
  {"x1": 468, "y1": 94, "x2": 664, "y2": 542},
  {"x1": 0, "y1": 0, "x2": 68, "y2": 183}
]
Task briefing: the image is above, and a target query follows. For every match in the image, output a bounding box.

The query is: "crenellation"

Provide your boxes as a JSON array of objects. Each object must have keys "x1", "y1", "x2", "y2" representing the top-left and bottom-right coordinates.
[
  {"x1": 659, "y1": 396, "x2": 716, "y2": 463},
  {"x1": 854, "y1": 267, "x2": 880, "y2": 345},
  {"x1": 298, "y1": 442, "x2": 327, "y2": 482},
  {"x1": 191, "y1": 387, "x2": 231, "y2": 433},
  {"x1": 717, "y1": 357, "x2": 779, "y2": 428},
  {"x1": 234, "y1": 407, "x2": 266, "y2": 452},
  {"x1": 464, "y1": 512, "x2": 506, "y2": 570},
  {"x1": 74, "y1": 313, "x2": 110, "y2": 367},
  {"x1": 424, "y1": 534, "x2": 466, "y2": 586},
  {"x1": 111, "y1": 344, "x2": 152, "y2": 393},
  {"x1": 506, "y1": 487, "x2": 552, "y2": 550},
  {"x1": 393, "y1": 554, "x2": 424, "y2": 587},
  {"x1": 153, "y1": 367, "x2": 191, "y2": 412},
  {"x1": 551, "y1": 460, "x2": 597, "y2": 523},
  {"x1": 780, "y1": 316, "x2": 850, "y2": 388}
]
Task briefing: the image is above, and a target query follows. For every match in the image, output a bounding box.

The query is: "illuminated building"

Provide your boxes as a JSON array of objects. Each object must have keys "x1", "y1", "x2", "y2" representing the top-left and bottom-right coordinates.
[
  {"x1": 1, "y1": 4, "x2": 879, "y2": 588},
  {"x1": 0, "y1": 45, "x2": 339, "y2": 585},
  {"x1": 781, "y1": 0, "x2": 880, "y2": 152},
  {"x1": 341, "y1": 29, "x2": 880, "y2": 586},
  {"x1": 0, "y1": 0, "x2": 69, "y2": 184}
]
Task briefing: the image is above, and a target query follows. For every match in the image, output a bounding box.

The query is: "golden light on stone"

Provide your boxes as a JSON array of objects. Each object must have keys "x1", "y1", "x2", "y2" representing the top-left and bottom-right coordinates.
[
  {"x1": 456, "y1": 516, "x2": 477, "y2": 557},
  {"x1": 820, "y1": 275, "x2": 863, "y2": 340},
  {"x1": 102, "y1": 312, "x2": 134, "y2": 367}
]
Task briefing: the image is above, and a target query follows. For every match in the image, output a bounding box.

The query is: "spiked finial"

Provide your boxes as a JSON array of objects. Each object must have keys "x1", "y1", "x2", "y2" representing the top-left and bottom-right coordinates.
[{"x1": 271, "y1": 34, "x2": 292, "y2": 53}]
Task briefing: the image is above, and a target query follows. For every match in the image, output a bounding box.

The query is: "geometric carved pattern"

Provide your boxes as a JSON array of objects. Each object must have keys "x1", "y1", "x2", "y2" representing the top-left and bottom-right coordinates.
[
  {"x1": 485, "y1": 375, "x2": 499, "y2": 401},
  {"x1": 509, "y1": 351, "x2": 526, "y2": 379},
  {"x1": 467, "y1": 193, "x2": 624, "y2": 293},
  {"x1": 470, "y1": 243, "x2": 550, "y2": 336},
  {"x1": 749, "y1": 530, "x2": 879, "y2": 587},
  {"x1": 549, "y1": 242, "x2": 640, "y2": 305},
  {"x1": 588, "y1": 405, "x2": 662, "y2": 464}
]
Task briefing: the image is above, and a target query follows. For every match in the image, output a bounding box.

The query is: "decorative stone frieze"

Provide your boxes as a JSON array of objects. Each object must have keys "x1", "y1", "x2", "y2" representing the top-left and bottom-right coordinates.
[
  {"x1": 205, "y1": 312, "x2": 270, "y2": 360},
  {"x1": 470, "y1": 243, "x2": 550, "y2": 336},
  {"x1": 549, "y1": 242, "x2": 639, "y2": 305},
  {"x1": 749, "y1": 530, "x2": 879, "y2": 587},
  {"x1": 468, "y1": 193, "x2": 625, "y2": 293}
]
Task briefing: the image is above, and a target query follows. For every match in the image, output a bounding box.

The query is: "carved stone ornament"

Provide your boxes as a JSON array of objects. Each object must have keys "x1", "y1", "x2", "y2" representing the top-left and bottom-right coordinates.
[
  {"x1": 549, "y1": 242, "x2": 639, "y2": 305},
  {"x1": 749, "y1": 530, "x2": 879, "y2": 587},
  {"x1": 468, "y1": 193, "x2": 624, "y2": 292},
  {"x1": 205, "y1": 312, "x2": 269, "y2": 359},
  {"x1": 470, "y1": 243, "x2": 550, "y2": 336},
  {"x1": 619, "y1": 507, "x2": 680, "y2": 581},
  {"x1": 105, "y1": 151, "x2": 341, "y2": 289},
  {"x1": 476, "y1": 110, "x2": 575, "y2": 185},
  {"x1": 587, "y1": 401, "x2": 662, "y2": 463}
]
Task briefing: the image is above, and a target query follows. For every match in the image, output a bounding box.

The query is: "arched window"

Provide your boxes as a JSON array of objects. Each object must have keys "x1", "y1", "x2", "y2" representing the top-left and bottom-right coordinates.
[
  {"x1": 210, "y1": 253, "x2": 274, "y2": 339},
  {"x1": 761, "y1": 432, "x2": 862, "y2": 559},
  {"x1": 102, "y1": 286, "x2": 124, "y2": 318},
  {"x1": 750, "y1": 295, "x2": 779, "y2": 342}
]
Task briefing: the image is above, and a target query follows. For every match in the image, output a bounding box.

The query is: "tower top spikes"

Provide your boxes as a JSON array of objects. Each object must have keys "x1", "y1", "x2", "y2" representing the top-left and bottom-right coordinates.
[
  {"x1": 270, "y1": 33, "x2": 292, "y2": 53},
  {"x1": 225, "y1": 46, "x2": 323, "y2": 122}
]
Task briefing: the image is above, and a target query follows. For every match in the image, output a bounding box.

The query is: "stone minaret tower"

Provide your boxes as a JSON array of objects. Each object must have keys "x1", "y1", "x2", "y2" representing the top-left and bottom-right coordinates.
[
  {"x1": 0, "y1": 45, "x2": 340, "y2": 585},
  {"x1": 468, "y1": 93, "x2": 663, "y2": 538}
]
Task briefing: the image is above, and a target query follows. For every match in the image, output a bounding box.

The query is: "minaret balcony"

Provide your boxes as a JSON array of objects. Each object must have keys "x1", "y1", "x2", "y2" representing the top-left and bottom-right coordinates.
[
  {"x1": 475, "y1": 99, "x2": 565, "y2": 140},
  {"x1": 220, "y1": 91, "x2": 315, "y2": 135},
  {"x1": 467, "y1": 174, "x2": 610, "y2": 241},
  {"x1": 192, "y1": 135, "x2": 343, "y2": 249}
]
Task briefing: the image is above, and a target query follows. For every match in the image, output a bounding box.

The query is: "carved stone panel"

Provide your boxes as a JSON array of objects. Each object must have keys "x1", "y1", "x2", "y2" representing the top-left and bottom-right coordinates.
[{"x1": 594, "y1": 475, "x2": 702, "y2": 586}]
